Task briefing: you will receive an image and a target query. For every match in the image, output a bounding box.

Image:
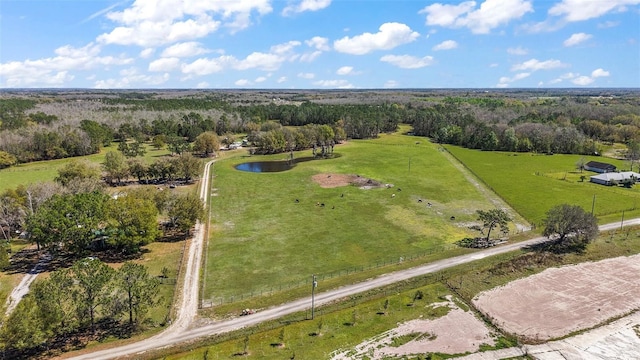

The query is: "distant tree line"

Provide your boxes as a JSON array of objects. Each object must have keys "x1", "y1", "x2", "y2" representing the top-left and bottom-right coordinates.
[{"x1": 1, "y1": 94, "x2": 639, "y2": 165}]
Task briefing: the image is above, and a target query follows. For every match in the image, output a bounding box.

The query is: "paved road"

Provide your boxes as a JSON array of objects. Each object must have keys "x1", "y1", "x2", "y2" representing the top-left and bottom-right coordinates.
[{"x1": 66, "y1": 214, "x2": 640, "y2": 360}]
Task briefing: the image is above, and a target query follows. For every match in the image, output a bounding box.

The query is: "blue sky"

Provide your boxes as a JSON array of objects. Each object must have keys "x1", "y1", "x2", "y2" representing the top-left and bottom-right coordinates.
[{"x1": 1, "y1": 0, "x2": 639, "y2": 89}]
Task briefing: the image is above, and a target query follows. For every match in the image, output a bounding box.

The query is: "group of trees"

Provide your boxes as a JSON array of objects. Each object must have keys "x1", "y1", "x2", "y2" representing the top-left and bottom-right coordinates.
[
  {"x1": 0, "y1": 166, "x2": 204, "y2": 259},
  {"x1": 465, "y1": 204, "x2": 598, "y2": 251},
  {"x1": 247, "y1": 122, "x2": 344, "y2": 155},
  {"x1": 0, "y1": 259, "x2": 160, "y2": 354},
  {"x1": 25, "y1": 188, "x2": 203, "y2": 255},
  {"x1": 103, "y1": 151, "x2": 202, "y2": 185}
]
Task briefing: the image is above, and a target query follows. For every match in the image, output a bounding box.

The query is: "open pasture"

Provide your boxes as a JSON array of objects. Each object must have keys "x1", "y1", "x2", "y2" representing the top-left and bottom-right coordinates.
[
  {"x1": 445, "y1": 146, "x2": 640, "y2": 225},
  {"x1": 204, "y1": 132, "x2": 502, "y2": 300},
  {"x1": 0, "y1": 144, "x2": 171, "y2": 192}
]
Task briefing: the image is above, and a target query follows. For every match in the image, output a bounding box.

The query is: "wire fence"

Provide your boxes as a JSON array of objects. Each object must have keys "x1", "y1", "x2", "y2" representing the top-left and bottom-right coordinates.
[{"x1": 200, "y1": 244, "x2": 456, "y2": 308}]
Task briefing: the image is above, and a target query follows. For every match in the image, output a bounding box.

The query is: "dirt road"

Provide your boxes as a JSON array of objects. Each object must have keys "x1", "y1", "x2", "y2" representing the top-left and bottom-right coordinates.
[
  {"x1": 66, "y1": 214, "x2": 640, "y2": 360},
  {"x1": 3, "y1": 253, "x2": 50, "y2": 316}
]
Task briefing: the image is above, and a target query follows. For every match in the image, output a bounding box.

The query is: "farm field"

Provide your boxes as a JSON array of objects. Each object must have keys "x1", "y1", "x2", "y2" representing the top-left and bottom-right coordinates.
[
  {"x1": 445, "y1": 146, "x2": 640, "y2": 225},
  {"x1": 204, "y1": 131, "x2": 503, "y2": 301}
]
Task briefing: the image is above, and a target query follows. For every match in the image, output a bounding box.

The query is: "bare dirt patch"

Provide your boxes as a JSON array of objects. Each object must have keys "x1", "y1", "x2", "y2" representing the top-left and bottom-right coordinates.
[
  {"x1": 331, "y1": 296, "x2": 497, "y2": 359},
  {"x1": 312, "y1": 173, "x2": 384, "y2": 189},
  {"x1": 473, "y1": 254, "x2": 640, "y2": 342}
]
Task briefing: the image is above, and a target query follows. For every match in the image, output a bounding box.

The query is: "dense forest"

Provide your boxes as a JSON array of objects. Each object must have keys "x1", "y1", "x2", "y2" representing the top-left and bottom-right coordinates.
[{"x1": 0, "y1": 89, "x2": 639, "y2": 166}]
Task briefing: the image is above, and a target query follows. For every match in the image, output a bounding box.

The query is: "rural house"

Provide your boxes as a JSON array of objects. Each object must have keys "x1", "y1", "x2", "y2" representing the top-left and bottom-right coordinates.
[
  {"x1": 590, "y1": 171, "x2": 640, "y2": 186},
  {"x1": 584, "y1": 161, "x2": 617, "y2": 173}
]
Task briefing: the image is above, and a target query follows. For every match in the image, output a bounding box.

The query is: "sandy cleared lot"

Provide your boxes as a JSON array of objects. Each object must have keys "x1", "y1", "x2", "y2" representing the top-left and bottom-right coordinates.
[
  {"x1": 331, "y1": 296, "x2": 498, "y2": 359},
  {"x1": 473, "y1": 254, "x2": 640, "y2": 342},
  {"x1": 312, "y1": 173, "x2": 384, "y2": 189}
]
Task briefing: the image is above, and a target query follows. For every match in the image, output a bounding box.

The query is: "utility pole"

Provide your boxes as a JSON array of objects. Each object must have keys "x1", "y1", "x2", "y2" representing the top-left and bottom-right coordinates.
[
  {"x1": 311, "y1": 274, "x2": 317, "y2": 319},
  {"x1": 621, "y1": 210, "x2": 625, "y2": 231},
  {"x1": 591, "y1": 194, "x2": 596, "y2": 215}
]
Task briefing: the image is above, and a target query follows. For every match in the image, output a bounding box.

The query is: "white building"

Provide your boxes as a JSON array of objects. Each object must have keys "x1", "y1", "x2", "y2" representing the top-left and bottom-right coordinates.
[{"x1": 590, "y1": 171, "x2": 640, "y2": 186}]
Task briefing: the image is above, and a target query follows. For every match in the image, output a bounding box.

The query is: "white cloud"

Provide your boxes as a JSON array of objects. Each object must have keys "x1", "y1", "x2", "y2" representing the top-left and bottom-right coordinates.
[
  {"x1": 336, "y1": 66, "x2": 354, "y2": 75},
  {"x1": 432, "y1": 40, "x2": 458, "y2": 51},
  {"x1": 236, "y1": 52, "x2": 284, "y2": 71},
  {"x1": 94, "y1": 68, "x2": 169, "y2": 88},
  {"x1": 148, "y1": 57, "x2": 181, "y2": 72},
  {"x1": 0, "y1": 43, "x2": 133, "y2": 87},
  {"x1": 305, "y1": 36, "x2": 330, "y2": 51},
  {"x1": 255, "y1": 76, "x2": 267, "y2": 83},
  {"x1": 313, "y1": 79, "x2": 354, "y2": 88},
  {"x1": 591, "y1": 68, "x2": 610, "y2": 78},
  {"x1": 549, "y1": 69, "x2": 608, "y2": 86},
  {"x1": 380, "y1": 54, "x2": 435, "y2": 69},
  {"x1": 140, "y1": 48, "x2": 155, "y2": 58},
  {"x1": 277, "y1": 76, "x2": 287, "y2": 83},
  {"x1": 98, "y1": 16, "x2": 221, "y2": 47},
  {"x1": 511, "y1": 58, "x2": 568, "y2": 71},
  {"x1": 420, "y1": 0, "x2": 533, "y2": 34},
  {"x1": 235, "y1": 79, "x2": 251, "y2": 86},
  {"x1": 420, "y1": 1, "x2": 476, "y2": 27},
  {"x1": 161, "y1": 42, "x2": 211, "y2": 57},
  {"x1": 196, "y1": 81, "x2": 209, "y2": 88},
  {"x1": 180, "y1": 39, "x2": 298, "y2": 77},
  {"x1": 98, "y1": 0, "x2": 272, "y2": 47},
  {"x1": 498, "y1": 72, "x2": 530, "y2": 86},
  {"x1": 270, "y1": 41, "x2": 301, "y2": 55},
  {"x1": 283, "y1": 0, "x2": 331, "y2": 16},
  {"x1": 572, "y1": 75, "x2": 594, "y2": 85},
  {"x1": 298, "y1": 72, "x2": 315, "y2": 79},
  {"x1": 520, "y1": 19, "x2": 564, "y2": 33},
  {"x1": 300, "y1": 51, "x2": 322, "y2": 62},
  {"x1": 507, "y1": 46, "x2": 528, "y2": 55},
  {"x1": 549, "y1": 0, "x2": 640, "y2": 22},
  {"x1": 334, "y1": 22, "x2": 419, "y2": 55},
  {"x1": 549, "y1": 72, "x2": 577, "y2": 84},
  {"x1": 181, "y1": 56, "x2": 235, "y2": 76},
  {"x1": 598, "y1": 20, "x2": 620, "y2": 28},
  {"x1": 563, "y1": 32, "x2": 592, "y2": 47},
  {"x1": 384, "y1": 80, "x2": 400, "y2": 88}
]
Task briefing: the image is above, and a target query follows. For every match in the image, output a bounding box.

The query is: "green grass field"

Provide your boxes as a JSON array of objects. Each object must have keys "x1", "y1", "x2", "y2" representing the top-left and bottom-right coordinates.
[
  {"x1": 204, "y1": 131, "x2": 499, "y2": 300},
  {"x1": 0, "y1": 144, "x2": 170, "y2": 192},
  {"x1": 445, "y1": 146, "x2": 640, "y2": 225}
]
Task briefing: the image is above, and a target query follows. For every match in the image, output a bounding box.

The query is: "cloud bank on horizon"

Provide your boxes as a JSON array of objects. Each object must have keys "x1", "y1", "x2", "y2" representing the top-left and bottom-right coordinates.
[{"x1": 0, "y1": 0, "x2": 638, "y2": 89}]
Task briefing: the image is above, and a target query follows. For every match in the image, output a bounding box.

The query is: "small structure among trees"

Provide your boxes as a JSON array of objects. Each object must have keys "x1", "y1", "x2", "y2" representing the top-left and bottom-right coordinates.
[{"x1": 584, "y1": 161, "x2": 616, "y2": 173}]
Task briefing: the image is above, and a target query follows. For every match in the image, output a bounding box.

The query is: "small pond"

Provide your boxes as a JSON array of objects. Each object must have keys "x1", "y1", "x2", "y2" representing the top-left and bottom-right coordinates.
[{"x1": 235, "y1": 155, "x2": 338, "y2": 173}]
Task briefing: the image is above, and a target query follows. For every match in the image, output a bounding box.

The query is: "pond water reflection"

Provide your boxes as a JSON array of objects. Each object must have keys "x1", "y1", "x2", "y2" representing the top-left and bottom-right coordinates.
[{"x1": 235, "y1": 156, "x2": 334, "y2": 172}]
